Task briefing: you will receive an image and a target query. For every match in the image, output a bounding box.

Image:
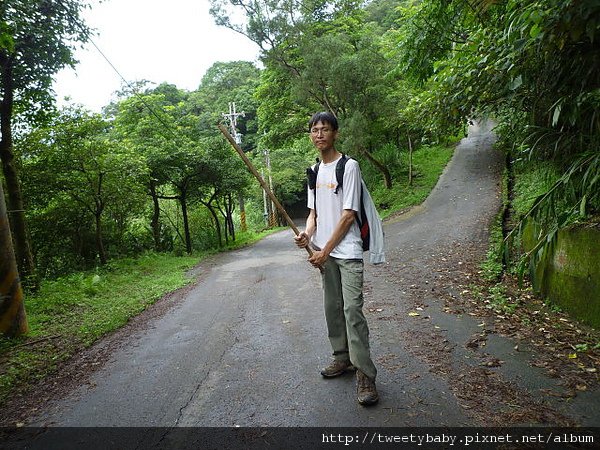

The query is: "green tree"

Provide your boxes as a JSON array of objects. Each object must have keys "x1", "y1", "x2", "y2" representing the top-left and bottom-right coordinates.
[
  {"x1": 114, "y1": 74, "x2": 258, "y2": 253},
  {"x1": 188, "y1": 61, "x2": 260, "y2": 239},
  {"x1": 0, "y1": 0, "x2": 92, "y2": 282},
  {"x1": 113, "y1": 84, "x2": 187, "y2": 252},
  {"x1": 211, "y1": 0, "x2": 395, "y2": 187},
  {"x1": 140, "y1": 91, "x2": 207, "y2": 255},
  {"x1": 22, "y1": 107, "x2": 146, "y2": 267},
  {"x1": 191, "y1": 61, "x2": 260, "y2": 149},
  {"x1": 193, "y1": 136, "x2": 250, "y2": 246}
]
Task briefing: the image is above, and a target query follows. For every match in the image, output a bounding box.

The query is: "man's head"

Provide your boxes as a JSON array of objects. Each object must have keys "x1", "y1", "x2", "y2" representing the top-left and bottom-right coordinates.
[
  {"x1": 308, "y1": 111, "x2": 338, "y2": 153},
  {"x1": 308, "y1": 111, "x2": 338, "y2": 132}
]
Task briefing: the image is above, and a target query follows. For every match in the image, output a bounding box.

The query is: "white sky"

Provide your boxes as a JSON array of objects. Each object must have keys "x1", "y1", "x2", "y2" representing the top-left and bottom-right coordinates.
[{"x1": 53, "y1": 0, "x2": 261, "y2": 112}]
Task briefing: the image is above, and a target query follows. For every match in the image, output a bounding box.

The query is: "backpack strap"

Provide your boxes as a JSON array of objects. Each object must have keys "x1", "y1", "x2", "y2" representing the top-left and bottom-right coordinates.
[
  {"x1": 306, "y1": 158, "x2": 321, "y2": 214},
  {"x1": 334, "y1": 155, "x2": 366, "y2": 237},
  {"x1": 306, "y1": 157, "x2": 320, "y2": 190},
  {"x1": 333, "y1": 154, "x2": 348, "y2": 194}
]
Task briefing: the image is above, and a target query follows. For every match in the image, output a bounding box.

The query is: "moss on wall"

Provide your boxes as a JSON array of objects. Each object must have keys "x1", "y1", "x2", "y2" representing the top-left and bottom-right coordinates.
[{"x1": 523, "y1": 221, "x2": 600, "y2": 328}]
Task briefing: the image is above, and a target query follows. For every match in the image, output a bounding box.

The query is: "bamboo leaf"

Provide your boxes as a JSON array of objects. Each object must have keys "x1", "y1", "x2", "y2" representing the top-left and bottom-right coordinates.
[
  {"x1": 529, "y1": 23, "x2": 542, "y2": 39},
  {"x1": 509, "y1": 75, "x2": 523, "y2": 90},
  {"x1": 552, "y1": 104, "x2": 561, "y2": 127}
]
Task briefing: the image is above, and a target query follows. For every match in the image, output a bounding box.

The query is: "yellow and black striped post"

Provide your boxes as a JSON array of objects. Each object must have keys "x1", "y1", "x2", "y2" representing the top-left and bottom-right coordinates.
[
  {"x1": 0, "y1": 183, "x2": 28, "y2": 336},
  {"x1": 239, "y1": 194, "x2": 247, "y2": 232},
  {"x1": 240, "y1": 210, "x2": 247, "y2": 232}
]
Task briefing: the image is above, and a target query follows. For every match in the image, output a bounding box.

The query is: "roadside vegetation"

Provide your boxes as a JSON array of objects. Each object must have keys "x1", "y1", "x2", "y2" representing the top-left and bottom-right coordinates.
[{"x1": 370, "y1": 143, "x2": 456, "y2": 219}]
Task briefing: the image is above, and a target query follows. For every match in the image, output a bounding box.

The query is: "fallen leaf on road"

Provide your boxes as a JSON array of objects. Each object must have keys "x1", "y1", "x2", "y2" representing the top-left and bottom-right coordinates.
[
  {"x1": 408, "y1": 312, "x2": 420, "y2": 317},
  {"x1": 482, "y1": 358, "x2": 503, "y2": 368}
]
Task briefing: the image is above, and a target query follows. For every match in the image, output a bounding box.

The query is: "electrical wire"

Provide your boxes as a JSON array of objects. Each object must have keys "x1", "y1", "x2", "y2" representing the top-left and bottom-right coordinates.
[{"x1": 53, "y1": 0, "x2": 183, "y2": 142}]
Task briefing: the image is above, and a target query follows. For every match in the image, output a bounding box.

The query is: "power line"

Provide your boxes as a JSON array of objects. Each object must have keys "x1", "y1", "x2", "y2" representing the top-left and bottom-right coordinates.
[{"x1": 53, "y1": 0, "x2": 182, "y2": 142}]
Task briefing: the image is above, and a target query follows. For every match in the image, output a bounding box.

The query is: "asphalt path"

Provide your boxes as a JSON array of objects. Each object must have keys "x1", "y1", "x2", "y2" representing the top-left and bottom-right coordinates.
[
  {"x1": 27, "y1": 121, "x2": 598, "y2": 432},
  {"x1": 30, "y1": 218, "x2": 470, "y2": 427}
]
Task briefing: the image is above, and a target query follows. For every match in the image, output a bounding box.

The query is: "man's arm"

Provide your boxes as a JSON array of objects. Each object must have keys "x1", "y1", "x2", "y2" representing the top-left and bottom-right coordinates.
[
  {"x1": 307, "y1": 209, "x2": 356, "y2": 268},
  {"x1": 294, "y1": 208, "x2": 316, "y2": 249}
]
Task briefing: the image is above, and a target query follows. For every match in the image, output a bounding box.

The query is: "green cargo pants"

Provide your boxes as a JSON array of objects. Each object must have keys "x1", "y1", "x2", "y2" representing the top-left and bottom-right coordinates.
[{"x1": 321, "y1": 257, "x2": 377, "y2": 380}]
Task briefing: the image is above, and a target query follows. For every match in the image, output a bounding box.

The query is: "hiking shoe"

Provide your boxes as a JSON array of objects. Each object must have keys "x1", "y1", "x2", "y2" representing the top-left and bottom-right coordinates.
[
  {"x1": 320, "y1": 359, "x2": 354, "y2": 378},
  {"x1": 356, "y1": 370, "x2": 379, "y2": 406}
]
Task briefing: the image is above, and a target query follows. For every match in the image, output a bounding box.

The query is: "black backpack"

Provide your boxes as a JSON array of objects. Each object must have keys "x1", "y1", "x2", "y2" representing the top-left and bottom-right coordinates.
[{"x1": 306, "y1": 154, "x2": 370, "y2": 251}]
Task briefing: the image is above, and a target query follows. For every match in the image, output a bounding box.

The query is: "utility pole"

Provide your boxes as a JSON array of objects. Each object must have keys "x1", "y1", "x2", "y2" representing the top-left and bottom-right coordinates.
[
  {"x1": 222, "y1": 102, "x2": 247, "y2": 232},
  {"x1": 261, "y1": 169, "x2": 269, "y2": 226},
  {"x1": 407, "y1": 134, "x2": 413, "y2": 186},
  {"x1": 0, "y1": 182, "x2": 28, "y2": 336}
]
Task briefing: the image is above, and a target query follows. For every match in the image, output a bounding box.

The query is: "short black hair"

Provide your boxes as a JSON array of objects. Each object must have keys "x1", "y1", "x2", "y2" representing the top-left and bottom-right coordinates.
[{"x1": 308, "y1": 111, "x2": 338, "y2": 132}]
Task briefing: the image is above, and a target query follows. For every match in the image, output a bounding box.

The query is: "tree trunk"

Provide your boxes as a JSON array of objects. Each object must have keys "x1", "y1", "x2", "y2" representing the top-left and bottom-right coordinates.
[
  {"x1": 215, "y1": 199, "x2": 229, "y2": 244},
  {"x1": 94, "y1": 210, "x2": 107, "y2": 265},
  {"x1": 361, "y1": 146, "x2": 392, "y2": 189},
  {"x1": 227, "y1": 193, "x2": 235, "y2": 241},
  {"x1": 149, "y1": 180, "x2": 161, "y2": 251},
  {"x1": 0, "y1": 57, "x2": 35, "y2": 283},
  {"x1": 179, "y1": 193, "x2": 192, "y2": 254},
  {"x1": 206, "y1": 204, "x2": 222, "y2": 247},
  {"x1": 0, "y1": 182, "x2": 28, "y2": 336},
  {"x1": 407, "y1": 135, "x2": 413, "y2": 186}
]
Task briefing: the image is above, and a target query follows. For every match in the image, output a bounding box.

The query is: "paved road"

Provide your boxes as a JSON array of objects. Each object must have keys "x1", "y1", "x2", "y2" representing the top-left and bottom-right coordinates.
[
  {"x1": 30, "y1": 218, "x2": 470, "y2": 427},
  {"x1": 28, "y1": 121, "x2": 598, "y2": 432}
]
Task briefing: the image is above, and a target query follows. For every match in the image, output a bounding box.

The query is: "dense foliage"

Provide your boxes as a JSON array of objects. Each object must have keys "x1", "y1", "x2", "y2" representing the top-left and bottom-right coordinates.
[
  {"x1": 1, "y1": 0, "x2": 92, "y2": 282},
  {"x1": 388, "y1": 0, "x2": 599, "y2": 270}
]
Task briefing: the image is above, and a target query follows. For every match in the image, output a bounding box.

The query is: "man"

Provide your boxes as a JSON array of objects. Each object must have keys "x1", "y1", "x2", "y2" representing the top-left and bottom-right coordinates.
[{"x1": 294, "y1": 111, "x2": 379, "y2": 406}]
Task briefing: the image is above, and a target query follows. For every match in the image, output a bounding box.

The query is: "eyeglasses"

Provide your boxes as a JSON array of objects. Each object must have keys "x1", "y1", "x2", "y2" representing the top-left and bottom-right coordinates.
[{"x1": 310, "y1": 127, "x2": 333, "y2": 136}]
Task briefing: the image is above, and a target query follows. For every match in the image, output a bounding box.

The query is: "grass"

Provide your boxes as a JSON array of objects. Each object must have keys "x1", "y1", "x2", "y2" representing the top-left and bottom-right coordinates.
[
  {"x1": 0, "y1": 227, "x2": 281, "y2": 408},
  {"x1": 370, "y1": 144, "x2": 455, "y2": 219},
  {"x1": 511, "y1": 160, "x2": 561, "y2": 218},
  {"x1": 481, "y1": 209, "x2": 505, "y2": 281}
]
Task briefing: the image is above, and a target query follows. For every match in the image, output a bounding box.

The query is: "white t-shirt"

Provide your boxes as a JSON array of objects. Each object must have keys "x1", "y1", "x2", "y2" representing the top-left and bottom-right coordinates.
[{"x1": 307, "y1": 155, "x2": 363, "y2": 260}]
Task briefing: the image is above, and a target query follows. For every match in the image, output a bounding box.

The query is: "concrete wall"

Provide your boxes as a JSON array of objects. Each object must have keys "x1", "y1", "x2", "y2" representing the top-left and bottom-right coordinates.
[{"x1": 523, "y1": 221, "x2": 600, "y2": 328}]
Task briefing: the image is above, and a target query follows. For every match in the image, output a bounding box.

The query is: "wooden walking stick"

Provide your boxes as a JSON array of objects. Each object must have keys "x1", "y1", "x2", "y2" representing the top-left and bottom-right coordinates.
[{"x1": 218, "y1": 124, "x2": 322, "y2": 271}]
